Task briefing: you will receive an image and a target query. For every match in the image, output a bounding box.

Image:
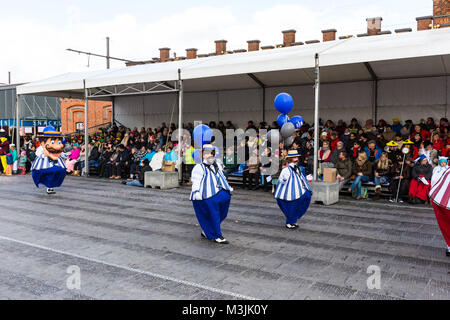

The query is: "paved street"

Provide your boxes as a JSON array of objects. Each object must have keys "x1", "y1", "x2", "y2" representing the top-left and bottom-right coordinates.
[{"x1": 0, "y1": 175, "x2": 448, "y2": 300}]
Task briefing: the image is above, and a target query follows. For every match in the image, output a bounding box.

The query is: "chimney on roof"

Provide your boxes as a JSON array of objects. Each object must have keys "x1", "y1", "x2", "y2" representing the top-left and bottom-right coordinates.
[
  {"x1": 433, "y1": 0, "x2": 450, "y2": 26},
  {"x1": 282, "y1": 30, "x2": 296, "y2": 47},
  {"x1": 247, "y1": 40, "x2": 260, "y2": 52},
  {"x1": 366, "y1": 17, "x2": 382, "y2": 35},
  {"x1": 159, "y1": 48, "x2": 170, "y2": 62},
  {"x1": 416, "y1": 16, "x2": 433, "y2": 30},
  {"x1": 186, "y1": 48, "x2": 198, "y2": 59},
  {"x1": 322, "y1": 29, "x2": 337, "y2": 42},
  {"x1": 215, "y1": 40, "x2": 227, "y2": 55}
]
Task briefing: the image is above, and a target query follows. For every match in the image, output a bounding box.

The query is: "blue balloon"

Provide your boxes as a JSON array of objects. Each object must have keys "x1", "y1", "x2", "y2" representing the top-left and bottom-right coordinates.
[
  {"x1": 277, "y1": 114, "x2": 290, "y2": 127},
  {"x1": 274, "y1": 93, "x2": 294, "y2": 115},
  {"x1": 193, "y1": 149, "x2": 202, "y2": 164},
  {"x1": 289, "y1": 116, "x2": 304, "y2": 129},
  {"x1": 193, "y1": 124, "x2": 212, "y2": 147}
]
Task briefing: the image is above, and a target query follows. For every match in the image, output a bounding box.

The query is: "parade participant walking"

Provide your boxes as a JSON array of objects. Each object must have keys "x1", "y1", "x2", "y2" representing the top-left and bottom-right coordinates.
[
  {"x1": 31, "y1": 126, "x2": 67, "y2": 194},
  {"x1": 190, "y1": 144, "x2": 233, "y2": 244},
  {"x1": 274, "y1": 150, "x2": 312, "y2": 229},
  {"x1": 429, "y1": 165, "x2": 450, "y2": 257}
]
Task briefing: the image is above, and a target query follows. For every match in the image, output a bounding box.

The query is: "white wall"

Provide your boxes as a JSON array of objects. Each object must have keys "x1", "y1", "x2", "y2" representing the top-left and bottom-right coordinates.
[{"x1": 114, "y1": 76, "x2": 449, "y2": 129}]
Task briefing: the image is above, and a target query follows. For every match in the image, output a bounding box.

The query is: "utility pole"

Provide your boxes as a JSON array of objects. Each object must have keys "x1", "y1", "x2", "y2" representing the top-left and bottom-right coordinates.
[
  {"x1": 8, "y1": 72, "x2": 11, "y2": 84},
  {"x1": 106, "y1": 37, "x2": 110, "y2": 69}
]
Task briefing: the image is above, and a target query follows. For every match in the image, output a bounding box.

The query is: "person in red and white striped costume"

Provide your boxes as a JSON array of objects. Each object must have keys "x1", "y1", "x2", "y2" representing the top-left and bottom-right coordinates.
[{"x1": 429, "y1": 166, "x2": 450, "y2": 257}]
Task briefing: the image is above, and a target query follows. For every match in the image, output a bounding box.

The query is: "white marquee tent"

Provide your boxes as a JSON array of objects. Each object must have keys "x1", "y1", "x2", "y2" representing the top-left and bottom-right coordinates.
[{"x1": 16, "y1": 27, "x2": 450, "y2": 178}]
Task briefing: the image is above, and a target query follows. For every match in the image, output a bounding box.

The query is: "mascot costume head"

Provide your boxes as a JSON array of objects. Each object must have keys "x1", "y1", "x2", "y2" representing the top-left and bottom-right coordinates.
[{"x1": 41, "y1": 126, "x2": 65, "y2": 160}]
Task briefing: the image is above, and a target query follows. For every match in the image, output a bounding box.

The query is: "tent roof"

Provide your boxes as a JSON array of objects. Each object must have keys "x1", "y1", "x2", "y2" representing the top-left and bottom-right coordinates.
[{"x1": 17, "y1": 27, "x2": 450, "y2": 96}]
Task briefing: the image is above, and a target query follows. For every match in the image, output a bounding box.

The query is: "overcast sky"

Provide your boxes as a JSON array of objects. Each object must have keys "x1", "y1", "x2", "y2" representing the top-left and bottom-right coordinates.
[{"x1": 1, "y1": 0, "x2": 432, "y2": 84}]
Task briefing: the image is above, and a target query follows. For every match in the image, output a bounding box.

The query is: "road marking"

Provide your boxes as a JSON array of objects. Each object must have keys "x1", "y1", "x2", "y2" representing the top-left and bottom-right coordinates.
[{"x1": 0, "y1": 234, "x2": 258, "y2": 300}]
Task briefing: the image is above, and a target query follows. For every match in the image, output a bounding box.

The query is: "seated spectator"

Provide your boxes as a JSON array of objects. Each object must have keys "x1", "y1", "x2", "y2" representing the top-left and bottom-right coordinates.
[
  {"x1": 348, "y1": 152, "x2": 373, "y2": 200},
  {"x1": 150, "y1": 147, "x2": 165, "y2": 171},
  {"x1": 130, "y1": 146, "x2": 147, "y2": 179},
  {"x1": 350, "y1": 140, "x2": 362, "y2": 161},
  {"x1": 431, "y1": 132, "x2": 444, "y2": 154},
  {"x1": 364, "y1": 140, "x2": 382, "y2": 163},
  {"x1": 65, "y1": 145, "x2": 81, "y2": 174},
  {"x1": 336, "y1": 151, "x2": 352, "y2": 188},
  {"x1": 110, "y1": 144, "x2": 130, "y2": 179},
  {"x1": 122, "y1": 159, "x2": 152, "y2": 187},
  {"x1": 408, "y1": 155, "x2": 433, "y2": 204},
  {"x1": 330, "y1": 141, "x2": 345, "y2": 166},
  {"x1": 319, "y1": 140, "x2": 333, "y2": 175},
  {"x1": 223, "y1": 146, "x2": 238, "y2": 177},
  {"x1": 419, "y1": 140, "x2": 438, "y2": 167},
  {"x1": 98, "y1": 144, "x2": 114, "y2": 178},
  {"x1": 373, "y1": 152, "x2": 393, "y2": 200},
  {"x1": 383, "y1": 125, "x2": 396, "y2": 142},
  {"x1": 392, "y1": 118, "x2": 402, "y2": 134},
  {"x1": 163, "y1": 145, "x2": 178, "y2": 165},
  {"x1": 389, "y1": 153, "x2": 411, "y2": 203}
]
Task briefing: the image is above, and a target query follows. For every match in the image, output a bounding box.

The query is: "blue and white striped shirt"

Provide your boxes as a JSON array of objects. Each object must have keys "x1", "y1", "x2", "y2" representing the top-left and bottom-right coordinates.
[
  {"x1": 190, "y1": 162, "x2": 233, "y2": 201},
  {"x1": 274, "y1": 163, "x2": 311, "y2": 201},
  {"x1": 31, "y1": 154, "x2": 67, "y2": 171}
]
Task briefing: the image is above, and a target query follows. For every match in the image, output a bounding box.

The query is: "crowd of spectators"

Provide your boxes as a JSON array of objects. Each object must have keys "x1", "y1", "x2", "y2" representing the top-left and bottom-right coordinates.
[{"x1": 1, "y1": 116, "x2": 449, "y2": 204}]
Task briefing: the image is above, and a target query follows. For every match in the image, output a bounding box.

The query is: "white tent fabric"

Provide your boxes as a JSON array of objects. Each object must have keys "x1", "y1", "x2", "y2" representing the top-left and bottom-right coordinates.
[{"x1": 17, "y1": 27, "x2": 450, "y2": 96}]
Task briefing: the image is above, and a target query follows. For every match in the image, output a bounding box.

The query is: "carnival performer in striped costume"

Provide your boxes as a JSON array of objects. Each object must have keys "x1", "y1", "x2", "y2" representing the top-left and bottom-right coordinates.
[
  {"x1": 190, "y1": 144, "x2": 233, "y2": 244},
  {"x1": 31, "y1": 126, "x2": 67, "y2": 195},
  {"x1": 275, "y1": 150, "x2": 312, "y2": 229},
  {"x1": 429, "y1": 165, "x2": 450, "y2": 257}
]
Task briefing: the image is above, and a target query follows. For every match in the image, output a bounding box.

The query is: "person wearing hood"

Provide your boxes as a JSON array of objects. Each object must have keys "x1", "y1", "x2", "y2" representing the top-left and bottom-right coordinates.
[
  {"x1": 190, "y1": 144, "x2": 233, "y2": 244},
  {"x1": 431, "y1": 157, "x2": 448, "y2": 186},
  {"x1": 274, "y1": 150, "x2": 312, "y2": 229},
  {"x1": 419, "y1": 140, "x2": 438, "y2": 167},
  {"x1": 408, "y1": 154, "x2": 433, "y2": 204}
]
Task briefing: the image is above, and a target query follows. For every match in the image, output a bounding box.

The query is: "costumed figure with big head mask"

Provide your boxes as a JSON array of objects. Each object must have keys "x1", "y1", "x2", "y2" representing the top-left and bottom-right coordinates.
[
  {"x1": 190, "y1": 125, "x2": 233, "y2": 244},
  {"x1": 274, "y1": 150, "x2": 312, "y2": 229},
  {"x1": 31, "y1": 126, "x2": 67, "y2": 194}
]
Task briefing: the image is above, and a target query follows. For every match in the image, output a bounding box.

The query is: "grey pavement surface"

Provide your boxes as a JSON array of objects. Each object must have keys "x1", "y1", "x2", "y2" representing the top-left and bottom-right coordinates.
[{"x1": 0, "y1": 175, "x2": 448, "y2": 300}]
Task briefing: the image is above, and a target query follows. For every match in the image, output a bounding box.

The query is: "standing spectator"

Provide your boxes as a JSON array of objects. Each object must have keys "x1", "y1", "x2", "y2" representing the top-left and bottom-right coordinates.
[
  {"x1": 389, "y1": 153, "x2": 411, "y2": 203},
  {"x1": 373, "y1": 152, "x2": 393, "y2": 200},
  {"x1": 18, "y1": 150, "x2": 27, "y2": 175},
  {"x1": 223, "y1": 146, "x2": 238, "y2": 177},
  {"x1": 9, "y1": 144, "x2": 18, "y2": 174},
  {"x1": 243, "y1": 148, "x2": 260, "y2": 190},
  {"x1": 348, "y1": 152, "x2": 373, "y2": 200}
]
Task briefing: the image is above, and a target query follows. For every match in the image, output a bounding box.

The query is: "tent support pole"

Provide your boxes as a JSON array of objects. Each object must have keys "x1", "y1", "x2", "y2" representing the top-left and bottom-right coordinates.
[
  {"x1": 262, "y1": 87, "x2": 266, "y2": 123},
  {"x1": 313, "y1": 53, "x2": 320, "y2": 182},
  {"x1": 178, "y1": 69, "x2": 183, "y2": 183},
  {"x1": 84, "y1": 82, "x2": 89, "y2": 176},
  {"x1": 15, "y1": 94, "x2": 20, "y2": 150},
  {"x1": 111, "y1": 96, "x2": 115, "y2": 125}
]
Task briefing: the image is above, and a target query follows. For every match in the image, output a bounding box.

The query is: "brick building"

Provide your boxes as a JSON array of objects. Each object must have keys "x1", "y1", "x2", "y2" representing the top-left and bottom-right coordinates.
[{"x1": 60, "y1": 98, "x2": 111, "y2": 134}]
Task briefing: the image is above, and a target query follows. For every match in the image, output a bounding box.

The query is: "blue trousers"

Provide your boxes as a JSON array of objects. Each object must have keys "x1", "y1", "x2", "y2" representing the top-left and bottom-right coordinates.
[
  {"x1": 350, "y1": 175, "x2": 370, "y2": 196},
  {"x1": 32, "y1": 166, "x2": 66, "y2": 188},
  {"x1": 126, "y1": 179, "x2": 143, "y2": 187},
  {"x1": 374, "y1": 176, "x2": 388, "y2": 187},
  {"x1": 192, "y1": 190, "x2": 231, "y2": 240},
  {"x1": 277, "y1": 191, "x2": 311, "y2": 225}
]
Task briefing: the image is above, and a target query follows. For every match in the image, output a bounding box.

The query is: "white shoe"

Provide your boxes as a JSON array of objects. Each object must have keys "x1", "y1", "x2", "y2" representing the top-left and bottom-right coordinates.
[
  {"x1": 46, "y1": 188, "x2": 55, "y2": 194},
  {"x1": 286, "y1": 224, "x2": 298, "y2": 229},
  {"x1": 214, "y1": 236, "x2": 229, "y2": 244}
]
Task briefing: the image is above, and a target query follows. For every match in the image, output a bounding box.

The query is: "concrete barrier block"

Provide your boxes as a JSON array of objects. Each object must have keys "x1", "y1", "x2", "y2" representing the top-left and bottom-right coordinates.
[
  {"x1": 144, "y1": 171, "x2": 179, "y2": 189},
  {"x1": 309, "y1": 181, "x2": 339, "y2": 206}
]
